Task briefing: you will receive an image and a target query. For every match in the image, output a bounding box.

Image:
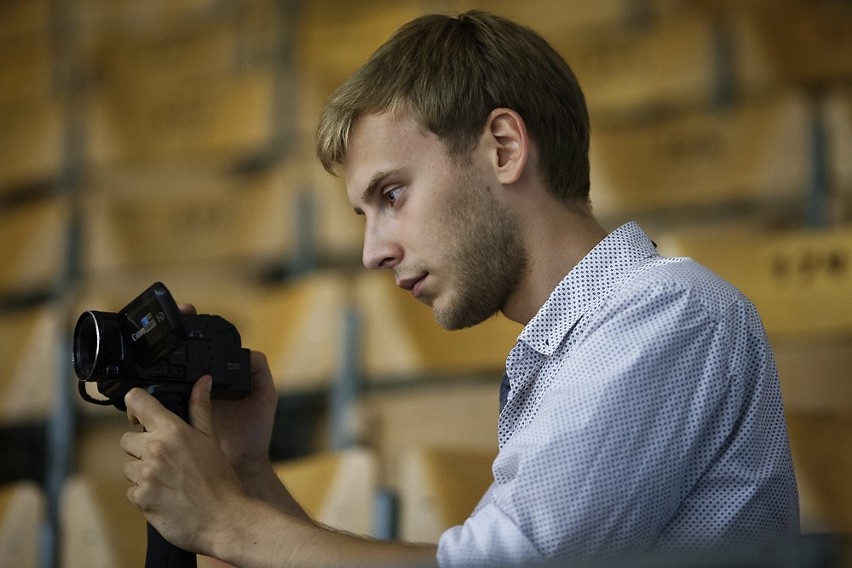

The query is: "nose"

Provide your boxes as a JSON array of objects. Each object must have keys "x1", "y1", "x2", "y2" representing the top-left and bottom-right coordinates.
[{"x1": 362, "y1": 218, "x2": 400, "y2": 270}]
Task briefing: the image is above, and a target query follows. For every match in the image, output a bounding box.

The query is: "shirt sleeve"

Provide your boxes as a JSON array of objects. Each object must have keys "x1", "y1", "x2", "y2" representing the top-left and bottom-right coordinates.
[{"x1": 438, "y1": 276, "x2": 790, "y2": 566}]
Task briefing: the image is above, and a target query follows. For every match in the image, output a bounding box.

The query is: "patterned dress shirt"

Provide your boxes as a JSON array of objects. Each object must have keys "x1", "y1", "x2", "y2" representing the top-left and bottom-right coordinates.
[{"x1": 437, "y1": 222, "x2": 799, "y2": 567}]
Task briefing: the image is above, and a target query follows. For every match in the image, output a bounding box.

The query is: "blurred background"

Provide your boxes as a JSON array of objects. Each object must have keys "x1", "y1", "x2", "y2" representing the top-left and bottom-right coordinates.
[{"x1": 0, "y1": 0, "x2": 850, "y2": 566}]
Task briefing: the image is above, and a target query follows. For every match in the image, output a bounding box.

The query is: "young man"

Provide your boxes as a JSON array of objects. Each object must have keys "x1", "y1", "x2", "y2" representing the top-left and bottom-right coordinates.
[{"x1": 120, "y1": 11, "x2": 800, "y2": 567}]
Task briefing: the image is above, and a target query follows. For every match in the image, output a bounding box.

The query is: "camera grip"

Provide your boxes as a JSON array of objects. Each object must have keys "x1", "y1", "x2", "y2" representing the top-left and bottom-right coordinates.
[
  {"x1": 146, "y1": 523, "x2": 197, "y2": 568},
  {"x1": 144, "y1": 386, "x2": 197, "y2": 568}
]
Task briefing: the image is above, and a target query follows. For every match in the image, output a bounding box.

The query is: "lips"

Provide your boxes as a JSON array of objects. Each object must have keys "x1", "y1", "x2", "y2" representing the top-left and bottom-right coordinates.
[{"x1": 396, "y1": 274, "x2": 427, "y2": 298}]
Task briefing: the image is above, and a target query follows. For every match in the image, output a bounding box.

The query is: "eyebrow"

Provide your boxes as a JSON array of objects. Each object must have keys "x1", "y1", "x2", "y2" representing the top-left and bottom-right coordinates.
[{"x1": 353, "y1": 170, "x2": 393, "y2": 216}]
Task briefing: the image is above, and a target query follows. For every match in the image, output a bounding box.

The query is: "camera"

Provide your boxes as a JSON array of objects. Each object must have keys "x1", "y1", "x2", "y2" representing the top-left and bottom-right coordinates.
[{"x1": 72, "y1": 282, "x2": 251, "y2": 411}]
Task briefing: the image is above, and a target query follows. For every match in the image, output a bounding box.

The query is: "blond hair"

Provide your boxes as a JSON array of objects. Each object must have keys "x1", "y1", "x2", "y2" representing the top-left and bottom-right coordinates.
[{"x1": 316, "y1": 10, "x2": 590, "y2": 204}]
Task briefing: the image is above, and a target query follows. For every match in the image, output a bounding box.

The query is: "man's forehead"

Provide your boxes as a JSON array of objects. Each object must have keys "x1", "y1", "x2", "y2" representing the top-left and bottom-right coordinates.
[{"x1": 341, "y1": 111, "x2": 431, "y2": 183}]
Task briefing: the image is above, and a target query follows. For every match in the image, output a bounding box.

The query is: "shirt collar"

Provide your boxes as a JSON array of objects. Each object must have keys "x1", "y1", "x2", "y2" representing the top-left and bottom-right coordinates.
[{"x1": 518, "y1": 221, "x2": 658, "y2": 356}]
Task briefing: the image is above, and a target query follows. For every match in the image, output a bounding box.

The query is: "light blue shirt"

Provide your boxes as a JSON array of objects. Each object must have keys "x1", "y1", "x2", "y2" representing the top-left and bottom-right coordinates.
[{"x1": 438, "y1": 222, "x2": 799, "y2": 566}]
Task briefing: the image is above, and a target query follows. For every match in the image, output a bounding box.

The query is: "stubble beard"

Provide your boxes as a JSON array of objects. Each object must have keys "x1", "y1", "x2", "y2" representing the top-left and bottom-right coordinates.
[{"x1": 432, "y1": 175, "x2": 527, "y2": 331}]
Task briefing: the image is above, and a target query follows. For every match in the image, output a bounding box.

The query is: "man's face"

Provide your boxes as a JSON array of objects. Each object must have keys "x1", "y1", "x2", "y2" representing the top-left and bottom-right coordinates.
[{"x1": 342, "y1": 111, "x2": 526, "y2": 330}]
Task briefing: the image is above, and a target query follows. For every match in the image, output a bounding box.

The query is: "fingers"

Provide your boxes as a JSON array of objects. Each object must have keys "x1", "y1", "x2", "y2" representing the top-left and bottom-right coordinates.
[
  {"x1": 249, "y1": 351, "x2": 278, "y2": 401},
  {"x1": 120, "y1": 430, "x2": 144, "y2": 461},
  {"x1": 179, "y1": 303, "x2": 197, "y2": 315},
  {"x1": 250, "y1": 350, "x2": 270, "y2": 376},
  {"x1": 124, "y1": 387, "x2": 169, "y2": 430},
  {"x1": 189, "y1": 375, "x2": 215, "y2": 438}
]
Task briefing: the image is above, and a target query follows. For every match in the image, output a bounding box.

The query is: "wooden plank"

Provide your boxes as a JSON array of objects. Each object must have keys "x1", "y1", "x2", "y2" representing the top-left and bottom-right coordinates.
[
  {"x1": 397, "y1": 446, "x2": 495, "y2": 543},
  {"x1": 356, "y1": 271, "x2": 521, "y2": 380},
  {"x1": 82, "y1": 165, "x2": 293, "y2": 271},
  {"x1": 0, "y1": 305, "x2": 59, "y2": 425},
  {"x1": 554, "y1": 13, "x2": 721, "y2": 121},
  {"x1": 273, "y1": 448, "x2": 378, "y2": 536},
  {"x1": 87, "y1": 70, "x2": 274, "y2": 165},
  {"x1": 824, "y1": 87, "x2": 852, "y2": 196},
  {"x1": 0, "y1": 0, "x2": 50, "y2": 39},
  {"x1": 0, "y1": 33, "x2": 54, "y2": 104},
  {"x1": 0, "y1": 197, "x2": 68, "y2": 294},
  {"x1": 361, "y1": 382, "x2": 499, "y2": 489},
  {"x1": 657, "y1": 226, "x2": 852, "y2": 337},
  {"x1": 786, "y1": 411, "x2": 852, "y2": 533},
  {"x1": 0, "y1": 481, "x2": 44, "y2": 568},
  {"x1": 734, "y1": 1, "x2": 852, "y2": 87},
  {"x1": 60, "y1": 476, "x2": 147, "y2": 568},
  {"x1": 590, "y1": 93, "x2": 811, "y2": 216},
  {"x1": 0, "y1": 97, "x2": 63, "y2": 191}
]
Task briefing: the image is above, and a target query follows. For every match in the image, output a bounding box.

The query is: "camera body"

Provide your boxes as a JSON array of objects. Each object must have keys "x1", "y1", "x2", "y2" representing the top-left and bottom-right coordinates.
[{"x1": 72, "y1": 282, "x2": 251, "y2": 410}]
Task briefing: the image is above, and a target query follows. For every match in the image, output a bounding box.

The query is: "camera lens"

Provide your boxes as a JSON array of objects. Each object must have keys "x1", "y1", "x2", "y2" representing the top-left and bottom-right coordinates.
[{"x1": 72, "y1": 311, "x2": 101, "y2": 381}]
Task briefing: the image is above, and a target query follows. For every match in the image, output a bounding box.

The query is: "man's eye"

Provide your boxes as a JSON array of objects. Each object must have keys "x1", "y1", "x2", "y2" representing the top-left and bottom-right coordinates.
[{"x1": 384, "y1": 187, "x2": 401, "y2": 203}]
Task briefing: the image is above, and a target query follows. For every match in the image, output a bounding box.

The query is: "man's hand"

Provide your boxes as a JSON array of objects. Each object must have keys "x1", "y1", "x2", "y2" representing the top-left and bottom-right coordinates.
[
  {"x1": 121, "y1": 377, "x2": 246, "y2": 553},
  {"x1": 178, "y1": 304, "x2": 279, "y2": 482}
]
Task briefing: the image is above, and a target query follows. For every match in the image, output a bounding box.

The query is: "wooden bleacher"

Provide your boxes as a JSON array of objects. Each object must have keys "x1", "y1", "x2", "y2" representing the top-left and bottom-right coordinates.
[
  {"x1": 0, "y1": 481, "x2": 45, "y2": 568},
  {"x1": 81, "y1": 164, "x2": 294, "y2": 273},
  {"x1": 590, "y1": 92, "x2": 812, "y2": 220},
  {"x1": 0, "y1": 197, "x2": 68, "y2": 297},
  {"x1": 1, "y1": 3, "x2": 851, "y2": 564},
  {"x1": 361, "y1": 382, "x2": 499, "y2": 492},
  {"x1": 355, "y1": 271, "x2": 521, "y2": 382},
  {"x1": 397, "y1": 446, "x2": 495, "y2": 544},
  {"x1": 552, "y1": 11, "x2": 723, "y2": 122},
  {"x1": 0, "y1": 304, "x2": 59, "y2": 425}
]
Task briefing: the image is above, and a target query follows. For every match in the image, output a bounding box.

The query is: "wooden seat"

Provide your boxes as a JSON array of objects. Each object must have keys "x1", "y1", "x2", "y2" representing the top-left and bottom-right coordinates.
[
  {"x1": 552, "y1": 12, "x2": 722, "y2": 122},
  {"x1": 87, "y1": 70, "x2": 274, "y2": 167},
  {"x1": 0, "y1": 31, "x2": 53, "y2": 105},
  {"x1": 785, "y1": 412, "x2": 852, "y2": 534},
  {"x1": 0, "y1": 97, "x2": 63, "y2": 192},
  {"x1": 195, "y1": 448, "x2": 379, "y2": 567},
  {"x1": 732, "y1": 1, "x2": 852, "y2": 88},
  {"x1": 361, "y1": 382, "x2": 499, "y2": 493},
  {"x1": 590, "y1": 93, "x2": 811, "y2": 219},
  {"x1": 285, "y1": 158, "x2": 366, "y2": 264},
  {"x1": 0, "y1": 304, "x2": 59, "y2": 425},
  {"x1": 238, "y1": 272, "x2": 353, "y2": 394},
  {"x1": 824, "y1": 87, "x2": 852, "y2": 198},
  {"x1": 82, "y1": 164, "x2": 294, "y2": 272},
  {"x1": 657, "y1": 226, "x2": 852, "y2": 338},
  {"x1": 0, "y1": 197, "x2": 68, "y2": 295},
  {"x1": 83, "y1": 3, "x2": 281, "y2": 167},
  {"x1": 355, "y1": 271, "x2": 521, "y2": 382},
  {"x1": 0, "y1": 481, "x2": 44, "y2": 568},
  {"x1": 72, "y1": 421, "x2": 377, "y2": 565},
  {"x1": 273, "y1": 447, "x2": 379, "y2": 536},
  {"x1": 0, "y1": 0, "x2": 50, "y2": 39},
  {"x1": 397, "y1": 446, "x2": 496, "y2": 543},
  {"x1": 295, "y1": 0, "x2": 427, "y2": 141},
  {"x1": 60, "y1": 475, "x2": 148, "y2": 568}
]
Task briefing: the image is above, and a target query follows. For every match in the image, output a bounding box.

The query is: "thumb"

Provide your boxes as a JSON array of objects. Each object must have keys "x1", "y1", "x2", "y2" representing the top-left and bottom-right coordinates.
[{"x1": 189, "y1": 375, "x2": 215, "y2": 438}]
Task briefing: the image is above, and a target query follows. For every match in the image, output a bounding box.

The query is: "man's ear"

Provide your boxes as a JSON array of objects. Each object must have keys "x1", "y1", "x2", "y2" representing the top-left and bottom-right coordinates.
[{"x1": 484, "y1": 108, "x2": 530, "y2": 185}]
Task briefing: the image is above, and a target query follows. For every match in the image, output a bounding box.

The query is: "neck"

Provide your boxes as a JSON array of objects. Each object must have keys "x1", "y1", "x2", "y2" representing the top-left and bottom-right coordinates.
[{"x1": 500, "y1": 203, "x2": 607, "y2": 325}]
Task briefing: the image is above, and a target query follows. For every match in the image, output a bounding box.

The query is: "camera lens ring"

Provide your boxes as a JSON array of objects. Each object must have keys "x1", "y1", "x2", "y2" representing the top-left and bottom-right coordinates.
[{"x1": 72, "y1": 311, "x2": 102, "y2": 381}]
